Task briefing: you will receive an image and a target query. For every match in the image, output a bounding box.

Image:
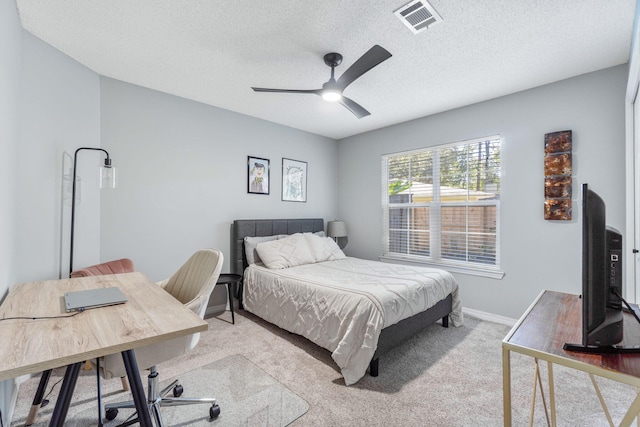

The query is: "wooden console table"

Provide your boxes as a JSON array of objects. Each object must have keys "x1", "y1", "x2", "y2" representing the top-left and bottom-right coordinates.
[{"x1": 502, "y1": 290, "x2": 640, "y2": 426}]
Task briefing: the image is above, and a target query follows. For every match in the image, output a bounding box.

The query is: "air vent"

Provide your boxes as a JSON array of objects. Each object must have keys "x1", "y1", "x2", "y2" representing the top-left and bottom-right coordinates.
[{"x1": 394, "y1": 0, "x2": 442, "y2": 34}]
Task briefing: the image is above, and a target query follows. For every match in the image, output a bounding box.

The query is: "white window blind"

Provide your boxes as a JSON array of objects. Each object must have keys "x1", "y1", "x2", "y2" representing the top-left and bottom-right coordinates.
[{"x1": 382, "y1": 136, "x2": 501, "y2": 272}]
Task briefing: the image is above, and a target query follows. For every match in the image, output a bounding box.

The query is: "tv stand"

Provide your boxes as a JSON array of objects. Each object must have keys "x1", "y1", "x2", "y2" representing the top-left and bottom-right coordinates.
[
  {"x1": 563, "y1": 343, "x2": 640, "y2": 354},
  {"x1": 503, "y1": 290, "x2": 640, "y2": 426}
]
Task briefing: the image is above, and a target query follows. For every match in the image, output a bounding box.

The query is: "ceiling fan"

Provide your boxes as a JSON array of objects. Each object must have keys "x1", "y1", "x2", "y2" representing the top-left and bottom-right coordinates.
[{"x1": 251, "y1": 45, "x2": 392, "y2": 119}]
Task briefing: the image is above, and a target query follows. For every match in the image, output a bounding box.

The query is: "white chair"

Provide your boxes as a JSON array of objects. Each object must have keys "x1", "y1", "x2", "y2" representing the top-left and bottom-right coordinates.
[{"x1": 97, "y1": 248, "x2": 224, "y2": 425}]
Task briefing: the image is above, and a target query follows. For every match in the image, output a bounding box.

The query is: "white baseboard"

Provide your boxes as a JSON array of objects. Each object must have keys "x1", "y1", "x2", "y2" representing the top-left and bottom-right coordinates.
[{"x1": 462, "y1": 307, "x2": 516, "y2": 326}]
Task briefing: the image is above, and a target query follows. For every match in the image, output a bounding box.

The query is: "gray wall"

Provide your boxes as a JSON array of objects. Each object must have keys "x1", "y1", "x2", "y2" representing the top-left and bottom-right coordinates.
[
  {"x1": 338, "y1": 65, "x2": 628, "y2": 320},
  {"x1": 0, "y1": 0, "x2": 21, "y2": 300},
  {"x1": 99, "y1": 78, "x2": 338, "y2": 296},
  {"x1": 0, "y1": 1, "x2": 21, "y2": 423},
  {"x1": 17, "y1": 32, "x2": 102, "y2": 282},
  {"x1": 0, "y1": 3, "x2": 102, "y2": 422}
]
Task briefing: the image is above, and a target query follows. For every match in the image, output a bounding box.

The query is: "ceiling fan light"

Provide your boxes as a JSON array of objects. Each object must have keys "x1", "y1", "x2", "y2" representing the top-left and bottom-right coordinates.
[{"x1": 322, "y1": 90, "x2": 342, "y2": 102}]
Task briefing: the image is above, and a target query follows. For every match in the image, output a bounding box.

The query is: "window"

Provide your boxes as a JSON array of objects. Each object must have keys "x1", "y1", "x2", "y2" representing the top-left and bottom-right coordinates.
[{"x1": 382, "y1": 135, "x2": 501, "y2": 275}]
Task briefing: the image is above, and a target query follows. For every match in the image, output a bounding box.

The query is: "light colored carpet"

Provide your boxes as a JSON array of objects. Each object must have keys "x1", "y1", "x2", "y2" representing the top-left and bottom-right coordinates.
[
  {"x1": 10, "y1": 309, "x2": 640, "y2": 426},
  {"x1": 10, "y1": 355, "x2": 308, "y2": 427}
]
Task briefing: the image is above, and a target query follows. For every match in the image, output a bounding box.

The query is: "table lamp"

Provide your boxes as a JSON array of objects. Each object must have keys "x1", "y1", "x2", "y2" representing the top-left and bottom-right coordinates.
[{"x1": 327, "y1": 220, "x2": 348, "y2": 249}]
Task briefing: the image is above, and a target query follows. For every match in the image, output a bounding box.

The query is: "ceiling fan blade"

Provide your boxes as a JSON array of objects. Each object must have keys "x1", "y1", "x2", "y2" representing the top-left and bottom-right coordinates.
[
  {"x1": 335, "y1": 45, "x2": 392, "y2": 91},
  {"x1": 339, "y1": 96, "x2": 370, "y2": 119},
  {"x1": 252, "y1": 87, "x2": 321, "y2": 95}
]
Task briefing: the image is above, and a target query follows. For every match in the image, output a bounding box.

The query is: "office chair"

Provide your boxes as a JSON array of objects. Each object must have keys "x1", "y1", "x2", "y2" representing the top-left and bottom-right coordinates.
[
  {"x1": 97, "y1": 248, "x2": 224, "y2": 425},
  {"x1": 70, "y1": 258, "x2": 135, "y2": 278},
  {"x1": 25, "y1": 258, "x2": 136, "y2": 426}
]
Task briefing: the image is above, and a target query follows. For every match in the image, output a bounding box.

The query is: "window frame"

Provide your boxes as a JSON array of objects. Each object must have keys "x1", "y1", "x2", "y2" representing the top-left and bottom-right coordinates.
[{"x1": 381, "y1": 135, "x2": 504, "y2": 279}]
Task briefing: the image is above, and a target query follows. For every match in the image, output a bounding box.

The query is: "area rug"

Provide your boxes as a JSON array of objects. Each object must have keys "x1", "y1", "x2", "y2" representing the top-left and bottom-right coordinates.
[{"x1": 11, "y1": 355, "x2": 309, "y2": 427}]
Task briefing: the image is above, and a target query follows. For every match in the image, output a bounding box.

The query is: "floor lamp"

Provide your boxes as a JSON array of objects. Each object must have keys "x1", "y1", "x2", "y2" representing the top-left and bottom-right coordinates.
[
  {"x1": 69, "y1": 147, "x2": 116, "y2": 275},
  {"x1": 26, "y1": 148, "x2": 117, "y2": 426}
]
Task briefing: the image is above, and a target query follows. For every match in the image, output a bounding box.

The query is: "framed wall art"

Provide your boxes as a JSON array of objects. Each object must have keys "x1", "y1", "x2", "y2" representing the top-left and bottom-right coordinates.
[
  {"x1": 282, "y1": 158, "x2": 307, "y2": 202},
  {"x1": 543, "y1": 130, "x2": 572, "y2": 220},
  {"x1": 247, "y1": 156, "x2": 270, "y2": 195}
]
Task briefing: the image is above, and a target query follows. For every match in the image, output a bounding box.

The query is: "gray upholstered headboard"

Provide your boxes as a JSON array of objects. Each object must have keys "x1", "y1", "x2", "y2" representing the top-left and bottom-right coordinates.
[{"x1": 230, "y1": 218, "x2": 325, "y2": 275}]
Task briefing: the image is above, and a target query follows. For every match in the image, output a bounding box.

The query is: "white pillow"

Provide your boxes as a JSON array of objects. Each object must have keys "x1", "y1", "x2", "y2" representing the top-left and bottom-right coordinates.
[
  {"x1": 304, "y1": 233, "x2": 346, "y2": 262},
  {"x1": 255, "y1": 232, "x2": 346, "y2": 269},
  {"x1": 256, "y1": 233, "x2": 315, "y2": 269},
  {"x1": 244, "y1": 235, "x2": 280, "y2": 265}
]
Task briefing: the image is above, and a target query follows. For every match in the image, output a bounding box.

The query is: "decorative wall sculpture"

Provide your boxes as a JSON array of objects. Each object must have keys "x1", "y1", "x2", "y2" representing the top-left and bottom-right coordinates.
[{"x1": 544, "y1": 130, "x2": 572, "y2": 220}]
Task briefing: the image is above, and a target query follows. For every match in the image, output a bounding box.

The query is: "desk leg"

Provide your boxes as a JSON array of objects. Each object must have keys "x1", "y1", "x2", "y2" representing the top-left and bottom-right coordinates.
[
  {"x1": 530, "y1": 359, "x2": 551, "y2": 427},
  {"x1": 547, "y1": 361, "x2": 556, "y2": 427},
  {"x1": 229, "y1": 283, "x2": 235, "y2": 324},
  {"x1": 121, "y1": 349, "x2": 153, "y2": 427},
  {"x1": 503, "y1": 346, "x2": 512, "y2": 427},
  {"x1": 49, "y1": 362, "x2": 82, "y2": 427},
  {"x1": 589, "y1": 374, "x2": 614, "y2": 426},
  {"x1": 26, "y1": 369, "x2": 52, "y2": 426},
  {"x1": 619, "y1": 389, "x2": 640, "y2": 427},
  {"x1": 96, "y1": 358, "x2": 104, "y2": 427}
]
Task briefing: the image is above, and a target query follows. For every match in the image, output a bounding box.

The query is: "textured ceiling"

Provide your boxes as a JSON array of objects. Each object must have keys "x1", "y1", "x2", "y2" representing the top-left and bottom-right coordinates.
[{"x1": 15, "y1": 0, "x2": 637, "y2": 140}]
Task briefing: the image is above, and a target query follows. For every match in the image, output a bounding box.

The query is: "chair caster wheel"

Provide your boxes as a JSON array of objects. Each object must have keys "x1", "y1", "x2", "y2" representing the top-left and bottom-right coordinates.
[
  {"x1": 105, "y1": 407, "x2": 118, "y2": 421},
  {"x1": 210, "y1": 404, "x2": 220, "y2": 419},
  {"x1": 173, "y1": 384, "x2": 183, "y2": 397}
]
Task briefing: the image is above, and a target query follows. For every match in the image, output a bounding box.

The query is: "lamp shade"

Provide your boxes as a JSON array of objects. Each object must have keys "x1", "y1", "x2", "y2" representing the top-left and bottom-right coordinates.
[
  {"x1": 327, "y1": 221, "x2": 348, "y2": 238},
  {"x1": 99, "y1": 158, "x2": 117, "y2": 189}
]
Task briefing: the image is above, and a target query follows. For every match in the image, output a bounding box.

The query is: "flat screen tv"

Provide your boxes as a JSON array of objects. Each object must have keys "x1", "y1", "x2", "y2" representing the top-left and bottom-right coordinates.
[{"x1": 563, "y1": 183, "x2": 633, "y2": 354}]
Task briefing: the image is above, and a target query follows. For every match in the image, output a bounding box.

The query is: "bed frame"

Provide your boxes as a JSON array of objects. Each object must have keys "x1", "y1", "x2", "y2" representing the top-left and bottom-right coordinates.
[{"x1": 230, "y1": 218, "x2": 453, "y2": 377}]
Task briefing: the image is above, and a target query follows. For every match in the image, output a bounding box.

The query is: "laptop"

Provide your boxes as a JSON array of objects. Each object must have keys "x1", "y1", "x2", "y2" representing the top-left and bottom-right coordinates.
[{"x1": 64, "y1": 287, "x2": 128, "y2": 312}]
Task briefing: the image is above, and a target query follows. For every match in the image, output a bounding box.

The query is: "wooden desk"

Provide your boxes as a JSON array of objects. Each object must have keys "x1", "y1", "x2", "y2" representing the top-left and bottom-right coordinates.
[
  {"x1": 0, "y1": 272, "x2": 208, "y2": 426},
  {"x1": 503, "y1": 290, "x2": 640, "y2": 426}
]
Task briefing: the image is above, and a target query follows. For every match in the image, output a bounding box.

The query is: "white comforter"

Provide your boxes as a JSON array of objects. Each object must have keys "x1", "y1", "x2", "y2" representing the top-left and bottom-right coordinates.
[{"x1": 243, "y1": 257, "x2": 463, "y2": 385}]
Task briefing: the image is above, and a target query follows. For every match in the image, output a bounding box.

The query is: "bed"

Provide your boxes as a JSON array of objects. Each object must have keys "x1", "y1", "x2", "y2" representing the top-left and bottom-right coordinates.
[{"x1": 230, "y1": 218, "x2": 463, "y2": 385}]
